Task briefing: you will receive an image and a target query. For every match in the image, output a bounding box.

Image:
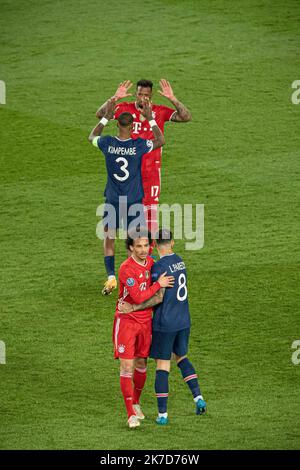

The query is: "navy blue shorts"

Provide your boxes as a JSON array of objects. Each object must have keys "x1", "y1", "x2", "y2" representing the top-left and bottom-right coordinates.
[
  {"x1": 150, "y1": 328, "x2": 190, "y2": 360},
  {"x1": 103, "y1": 200, "x2": 145, "y2": 231}
]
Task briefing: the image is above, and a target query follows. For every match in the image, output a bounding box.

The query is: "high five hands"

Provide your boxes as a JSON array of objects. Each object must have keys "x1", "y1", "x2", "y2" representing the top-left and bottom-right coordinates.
[
  {"x1": 158, "y1": 79, "x2": 176, "y2": 101},
  {"x1": 113, "y1": 80, "x2": 133, "y2": 101},
  {"x1": 112, "y1": 79, "x2": 176, "y2": 102}
]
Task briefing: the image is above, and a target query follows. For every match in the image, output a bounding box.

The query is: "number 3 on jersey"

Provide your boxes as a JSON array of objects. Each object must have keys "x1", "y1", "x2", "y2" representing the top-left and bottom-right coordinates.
[
  {"x1": 177, "y1": 273, "x2": 188, "y2": 301},
  {"x1": 114, "y1": 157, "x2": 129, "y2": 181}
]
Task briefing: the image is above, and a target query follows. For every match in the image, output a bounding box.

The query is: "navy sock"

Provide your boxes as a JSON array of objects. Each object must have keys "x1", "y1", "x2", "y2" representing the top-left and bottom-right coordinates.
[
  {"x1": 155, "y1": 370, "x2": 169, "y2": 414},
  {"x1": 104, "y1": 256, "x2": 115, "y2": 277},
  {"x1": 177, "y1": 357, "x2": 201, "y2": 399}
]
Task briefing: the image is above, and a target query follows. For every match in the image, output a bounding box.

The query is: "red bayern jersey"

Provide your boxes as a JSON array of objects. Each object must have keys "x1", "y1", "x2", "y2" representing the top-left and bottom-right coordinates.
[
  {"x1": 114, "y1": 101, "x2": 175, "y2": 140},
  {"x1": 114, "y1": 101, "x2": 175, "y2": 186},
  {"x1": 115, "y1": 255, "x2": 161, "y2": 324}
]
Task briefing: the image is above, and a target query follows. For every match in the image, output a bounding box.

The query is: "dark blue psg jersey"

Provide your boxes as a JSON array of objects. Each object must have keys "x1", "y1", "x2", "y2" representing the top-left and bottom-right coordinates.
[
  {"x1": 94, "y1": 135, "x2": 153, "y2": 204},
  {"x1": 151, "y1": 253, "x2": 191, "y2": 332}
]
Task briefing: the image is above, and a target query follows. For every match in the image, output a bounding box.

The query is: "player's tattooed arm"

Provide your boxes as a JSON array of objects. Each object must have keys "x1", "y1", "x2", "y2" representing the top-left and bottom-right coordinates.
[
  {"x1": 170, "y1": 100, "x2": 192, "y2": 122},
  {"x1": 95, "y1": 81, "x2": 132, "y2": 118},
  {"x1": 133, "y1": 288, "x2": 166, "y2": 311},
  {"x1": 88, "y1": 98, "x2": 115, "y2": 142},
  {"x1": 95, "y1": 101, "x2": 110, "y2": 119},
  {"x1": 118, "y1": 288, "x2": 166, "y2": 314},
  {"x1": 158, "y1": 79, "x2": 192, "y2": 122},
  {"x1": 118, "y1": 271, "x2": 173, "y2": 311}
]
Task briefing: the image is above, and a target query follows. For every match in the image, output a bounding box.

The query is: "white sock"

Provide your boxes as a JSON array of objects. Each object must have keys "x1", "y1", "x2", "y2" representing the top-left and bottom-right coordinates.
[
  {"x1": 194, "y1": 395, "x2": 203, "y2": 403},
  {"x1": 158, "y1": 412, "x2": 168, "y2": 419},
  {"x1": 108, "y1": 275, "x2": 116, "y2": 280}
]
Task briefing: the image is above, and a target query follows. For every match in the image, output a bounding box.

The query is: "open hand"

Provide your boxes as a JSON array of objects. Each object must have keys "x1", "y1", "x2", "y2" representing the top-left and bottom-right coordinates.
[
  {"x1": 113, "y1": 80, "x2": 133, "y2": 101},
  {"x1": 118, "y1": 300, "x2": 134, "y2": 314},
  {"x1": 158, "y1": 79, "x2": 175, "y2": 101},
  {"x1": 141, "y1": 99, "x2": 153, "y2": 121},
  {"x1": 158, "y1": 271, "x2": 175, "y2": 288}
]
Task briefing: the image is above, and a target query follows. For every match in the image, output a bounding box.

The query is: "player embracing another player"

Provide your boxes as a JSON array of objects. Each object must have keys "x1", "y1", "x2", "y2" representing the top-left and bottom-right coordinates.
[
  {"x1": 119, "y1": 229, "x2": 207, "y2": 425},
  {"x1": 91, "y1": 82, "x2": 206, "y2": 428},
  {"x1": 114, "y1": 228, "x2": 174, "y2": 428}
]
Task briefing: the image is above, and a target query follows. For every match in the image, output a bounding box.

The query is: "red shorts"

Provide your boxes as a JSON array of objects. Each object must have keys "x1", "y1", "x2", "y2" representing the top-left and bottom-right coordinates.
[
  {"x1": 142, "y1": 169, "x2": 161, "y2": 205},
  {"x1": 113, "y1": 316, "x2": 152, "y2": 359},
  {"x1": 142, "y1": 152, "x2": 161, "y2": 205}
]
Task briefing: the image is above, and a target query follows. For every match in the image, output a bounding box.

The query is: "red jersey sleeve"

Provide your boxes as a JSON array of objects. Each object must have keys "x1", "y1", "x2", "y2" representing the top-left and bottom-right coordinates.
[
  {"x1": 119, "y1": 265, "x2": 161, "y2": 304},
  {"x1": 159, "y1": 105, "x2": 176, "y2": 122}
]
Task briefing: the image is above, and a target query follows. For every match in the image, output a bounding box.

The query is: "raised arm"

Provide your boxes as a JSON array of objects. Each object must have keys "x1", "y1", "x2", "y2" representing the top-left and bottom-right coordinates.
[
  {"x1": 158, "y1": 79, "x2": 192, "y2": 122},
  {"x1": 142, "y1": 100, "x2": 165, "y2": 150},
  {"x1": 88, "y1": 98, "x2": 115, "y2": 143},
  {"x1": 95, "y1": 80, "x2": 133, "y2": 118}
]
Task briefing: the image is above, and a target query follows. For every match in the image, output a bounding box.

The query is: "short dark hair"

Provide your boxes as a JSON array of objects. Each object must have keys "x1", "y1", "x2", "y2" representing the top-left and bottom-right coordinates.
[
  {"x1": 117, "y1": 112, "x2": 133, "y2": 127},
  {"x1": 155, "y1": 228, "x2": 173, "y2": 245},
  {"x1": 136, "y1": 79, "x2": 153, "y2": 90},
  {"x1": 125, "y1": 227, "x2": 152, "y2": 250}
]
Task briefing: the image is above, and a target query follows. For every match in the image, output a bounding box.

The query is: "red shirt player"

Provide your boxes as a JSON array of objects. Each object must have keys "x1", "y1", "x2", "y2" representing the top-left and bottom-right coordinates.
[
  {"x1": 112, "y1": 229, "x2": 174, "y2": 428},
  {"x1": 96, "y1": 79, "x2": 192, "y2": 235}
]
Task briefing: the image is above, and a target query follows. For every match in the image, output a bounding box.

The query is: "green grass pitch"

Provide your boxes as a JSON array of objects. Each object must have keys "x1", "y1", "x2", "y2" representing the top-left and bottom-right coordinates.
[{"x1": 1, "y1": 0, "x2": 300, "y2": 450}]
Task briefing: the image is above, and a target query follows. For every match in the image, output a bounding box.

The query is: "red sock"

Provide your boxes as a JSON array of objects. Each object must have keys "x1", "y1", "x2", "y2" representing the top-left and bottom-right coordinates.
[
  {"x1": 133, "y1": 367, "x2": 147, "y2": 404},
  {"x1": 120, "y1": 372, "x2": 135, "y2": 418}
]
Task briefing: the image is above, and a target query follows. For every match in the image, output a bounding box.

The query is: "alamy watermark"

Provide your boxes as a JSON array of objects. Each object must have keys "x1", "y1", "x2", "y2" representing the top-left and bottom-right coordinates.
[
  {"x1": 0, "y1": 80, "x2": 6, "y2": 105},
  {"x1": 96, "y1": 198, "x2": 204, "y2": 250},
  {"x1": 0, "y1": 341, "x2": 6, "y2": 364},
  {"x1": 291, "y1": 80, "x2": 300, "y2": 104},
  {"x1": 291, "y1": 340, "x2": 300, "y2": 365}
]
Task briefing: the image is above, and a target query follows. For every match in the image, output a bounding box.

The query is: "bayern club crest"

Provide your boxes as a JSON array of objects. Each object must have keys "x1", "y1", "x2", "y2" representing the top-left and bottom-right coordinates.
[{"x1": 118, "y1": 344, "x2": 125, "y2": 353}]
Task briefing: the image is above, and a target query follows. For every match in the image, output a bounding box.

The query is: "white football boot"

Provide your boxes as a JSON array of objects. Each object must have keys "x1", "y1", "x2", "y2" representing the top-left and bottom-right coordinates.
[
  {"x1": 127, "y1": 415, "x2": 140, "y2": 429},
  {"x1": 133, "y1": 404, "x2": 145, "y2": 420}
]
